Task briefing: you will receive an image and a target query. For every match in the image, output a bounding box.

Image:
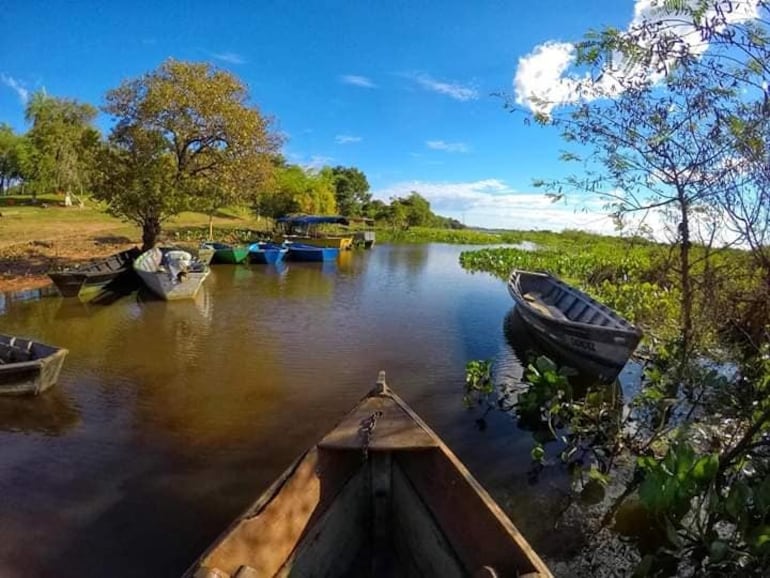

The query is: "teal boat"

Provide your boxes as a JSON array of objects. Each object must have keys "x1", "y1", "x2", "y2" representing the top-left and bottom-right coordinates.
[{"x1": 201, "y1": 242, "x2": 250, "y2": 264}]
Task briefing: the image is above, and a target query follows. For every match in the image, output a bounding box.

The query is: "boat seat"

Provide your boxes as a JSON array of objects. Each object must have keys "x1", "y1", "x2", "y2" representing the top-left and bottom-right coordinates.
[{"x1": 523, "y1": 292, "x2": 567, "y2": 321}]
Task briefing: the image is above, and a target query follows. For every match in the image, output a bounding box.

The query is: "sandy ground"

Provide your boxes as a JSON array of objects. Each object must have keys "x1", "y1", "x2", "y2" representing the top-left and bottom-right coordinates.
[{"x1": 0, "y1": 230, "x2": 139, "y2": 294}]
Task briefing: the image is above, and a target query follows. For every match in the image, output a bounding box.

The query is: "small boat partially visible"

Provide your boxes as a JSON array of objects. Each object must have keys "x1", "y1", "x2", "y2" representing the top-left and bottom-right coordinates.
[
  {"x1": 508, "y1": 270, "x2": 643, "y2": 371},
  {"x1": 133, "y1": 247, "x2": 210, "y2": 301},
  {"x1": 183, "y1": 373, "x2": 553, "y2": 578},
  {"x1": 201, "y1": 242, "x2": 250, "y2": 265},
  {"x1": 274, "y1": 215, "x2": 354, "y2": 250},
  {"x1": 248, "y1": 242, "x2": 288, "y2": 265},
  {"x1": 0, "y1": 334, "x2": 68, "y2": 396},
  {"x1": 47, "y1": 247, "x2": 141, "y2": 298},
  {"x1": 287, "y1": 242, "x2": 339, "y2": 262},
  {"x1": 196, "y1": 245, "x2": 216, "y2": 266}
]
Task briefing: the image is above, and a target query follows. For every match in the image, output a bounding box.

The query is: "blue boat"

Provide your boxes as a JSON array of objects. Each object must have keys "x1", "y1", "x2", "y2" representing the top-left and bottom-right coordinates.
[
  {"x1": 287, "y1": 242, "x2": 340, "y2": 262},
  {"x1": 248, "y1": 242, "x2": 288, "y2": 265}
]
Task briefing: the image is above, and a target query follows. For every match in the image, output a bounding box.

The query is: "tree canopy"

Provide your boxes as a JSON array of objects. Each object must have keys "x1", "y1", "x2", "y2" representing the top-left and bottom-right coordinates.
[
  {"x1": 330, "y1": 165, "x2": 371, "y2": 216},
  {"x1": 95, "y1": 59, "x2": 281, "y2": 248}
]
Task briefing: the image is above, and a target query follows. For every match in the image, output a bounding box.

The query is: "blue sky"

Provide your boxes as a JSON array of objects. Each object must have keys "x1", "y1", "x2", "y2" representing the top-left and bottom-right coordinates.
[{"x1": 1, "y1": 1, "x2": 760, "y2": 233}]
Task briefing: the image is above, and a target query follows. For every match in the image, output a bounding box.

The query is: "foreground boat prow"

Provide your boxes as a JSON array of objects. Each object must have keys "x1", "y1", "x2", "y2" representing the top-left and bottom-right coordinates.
[{"x1": 184, "y1": 372, "x2": 552, "y2": 578}]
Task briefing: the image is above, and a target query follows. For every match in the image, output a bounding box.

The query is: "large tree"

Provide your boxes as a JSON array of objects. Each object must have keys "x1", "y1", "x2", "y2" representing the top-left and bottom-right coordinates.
[
  {"x1": 96, "y1": 59, "x2": 281, "y2": 249},
  {"x1": 259, "y1": 164, "x2": 338, "y2": 219},
  {"x1": 24, "y1": 92, "x2": 100, "y2": 200},
  {"x1": 0, "y1": 124, "x2": 29, "y2": 195},
  {"x1": 330, "y1": 165, "x2": 370, "y2": 216}
]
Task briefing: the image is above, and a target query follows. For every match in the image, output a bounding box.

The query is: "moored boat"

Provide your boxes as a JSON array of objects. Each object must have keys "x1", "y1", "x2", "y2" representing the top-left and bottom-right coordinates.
[
  {"x1": 286, "y1": 242, "x2": 339, "y2": 262},
  {"x1": 0, "y1": 334, "x2": 68, "y2": 396},
  {"x1": 201, "y1": 242, "x2": 250, "y2": 265},
  {"x1": 47, "y1": 247, "x2": 141, "y2": 298},
  {"x1": 274, "y1": 215, "x2": 354, "y2": 250},
  {"x1": 508, "y1": 270, "x2": 643, "y2": 371},
  {"x1": 133, "y1": 247, "x2": 209, "y2": 301},
  {"x1": 248, "y1": 242, "x2": 288, "y2": 265},
  {"x1": 196, "y1": 245, "x2": 216, "y2": 266},
  {"x1": 183, "y1": 372, "x2": 553, "y2": 578}
]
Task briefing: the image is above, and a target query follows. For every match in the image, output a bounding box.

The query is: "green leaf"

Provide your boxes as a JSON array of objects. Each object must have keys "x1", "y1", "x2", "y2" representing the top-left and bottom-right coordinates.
[
  {"x1": 692, "y1": 454, "x2": 719, "y2": 483},
  {"x1": 531, "y1": 444, "x2": 545, "y2": 463}
]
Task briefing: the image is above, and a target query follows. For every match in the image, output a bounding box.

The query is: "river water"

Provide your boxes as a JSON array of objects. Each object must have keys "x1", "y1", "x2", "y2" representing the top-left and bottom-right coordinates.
[{"x1": 0, "y1": 243, "x2": 637, "y2": 577}]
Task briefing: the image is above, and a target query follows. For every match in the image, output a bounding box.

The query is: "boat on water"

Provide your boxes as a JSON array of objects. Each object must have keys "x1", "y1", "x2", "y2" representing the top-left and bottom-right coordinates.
[
  {"x1": 133, "y1": 247, "x2": 210, "y2": 301},
  {"x1": 508, "y1": 270, "x2": 643, "y2": 371},
  {"x1": 196, "y1": 245, "x2": 216, "y2": 266},
  {"x1": 287, "y1": 242, "x2": 340, "y2": 262},
  {"x1": 0, "y1": 334, "x2": 68, "y2": 396},
  {"x1": 201, "y1": 242, "x2": 250, "y2": 265},
  {"x1": 274, "y1": 215, "x2": 354, "y2": 250},
  {"x1": 47, "y1": 247, "x2": 141, "y2": 298},
  {"x1": 248, "y1": 242, "x2": 288, "y2": 265},
  {"x1": 183, "y1": 372, "x2": 552, "y2": 578}
]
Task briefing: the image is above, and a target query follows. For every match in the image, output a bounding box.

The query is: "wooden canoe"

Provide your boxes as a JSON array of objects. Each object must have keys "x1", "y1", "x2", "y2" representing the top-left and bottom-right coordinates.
[
  {"x1": 201, "y1": 242, "x2": 250, "y2": 265},
  {"x1": 47, "y1": 247, "x2": 141, "y2": 298},
  {"x1": 184, "y1": 373, "x2": 552, "y2": 578},
  {"x1": 508, "y1": 270, "x2": 642, "y2": 371},
  {"x1": 0, "y1": 334, "x2": 68, "y2": 396}
]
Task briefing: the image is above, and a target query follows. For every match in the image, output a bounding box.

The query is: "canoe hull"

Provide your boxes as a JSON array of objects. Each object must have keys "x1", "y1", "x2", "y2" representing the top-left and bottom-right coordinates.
[
  {"x1": 184, "y1": 376, "x2": 552, "y2": 578},
  {"x1": 508, "y1": 270, "x2": 642, "y2": 372},
  {"x1": 48, "y1": 247, "x2": 140, "y2": 298},
  {"x1": 0, "y1": 335, "x2": 68, "y2": 396}
]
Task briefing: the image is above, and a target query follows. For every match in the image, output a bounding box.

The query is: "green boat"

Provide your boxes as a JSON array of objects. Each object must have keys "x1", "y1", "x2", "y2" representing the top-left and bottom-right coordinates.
[{"x1": 201, "y1": 242, "x2": 250, "y2": 264}]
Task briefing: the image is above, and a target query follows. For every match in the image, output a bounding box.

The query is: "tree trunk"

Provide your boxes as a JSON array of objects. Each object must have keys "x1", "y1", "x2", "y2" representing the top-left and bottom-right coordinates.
[
  {"x1": 678, "y1": 194, "x2": 693, "y2": 363},
  {"x1": 208, "y1": 213, "x2": 214, "y2": 241},
  {"x1": 141, "y1": 216, "x2": 162, "y2": 251}
]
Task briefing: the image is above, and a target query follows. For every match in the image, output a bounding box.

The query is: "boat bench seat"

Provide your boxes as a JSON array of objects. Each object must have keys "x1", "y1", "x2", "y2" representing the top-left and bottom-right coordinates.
[{"x1": 523, "y1": 292, "x2": 567, "y2": 321}]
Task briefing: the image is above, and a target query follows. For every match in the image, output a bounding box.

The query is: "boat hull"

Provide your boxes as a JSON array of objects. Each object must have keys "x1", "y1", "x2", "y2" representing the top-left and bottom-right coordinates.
[
  {"x1": 0, "y1": 335, "x2": 68, "y2": 396},
  {"x1": 248, "y1": 242, "x2": 287, "y2": 264},
  {"x1": 47, "y1": 247, "x2": 140, "y2": 298},
  {"x1": 134, "y1": 248, "x2": 210, "y2": 301},
  {"x1": 183, "y1": 375, "x2": 552, "y2": 578},
  {"x1": 508, "y1": 270, "x2": 642, "y2": 372},
  {"x1": 287, "y1": 243, "x2": 339, "y2": 262}
]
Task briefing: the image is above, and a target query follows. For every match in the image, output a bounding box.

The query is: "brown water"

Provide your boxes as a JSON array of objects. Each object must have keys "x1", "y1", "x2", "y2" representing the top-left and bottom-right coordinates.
[{"x1": 0, "y1": 244, "x2": 637, "y2": 577}]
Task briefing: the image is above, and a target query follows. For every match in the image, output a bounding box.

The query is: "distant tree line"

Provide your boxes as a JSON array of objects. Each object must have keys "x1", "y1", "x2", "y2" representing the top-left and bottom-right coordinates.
[{"x1": 0, "y1": 59, "x2": 462, "y2": 249}]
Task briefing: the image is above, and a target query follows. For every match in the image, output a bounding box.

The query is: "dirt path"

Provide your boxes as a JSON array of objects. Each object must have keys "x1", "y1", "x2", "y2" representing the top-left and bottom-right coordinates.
[{"x1": 0, "y1": 230, "x2": 139, "y2": 294}]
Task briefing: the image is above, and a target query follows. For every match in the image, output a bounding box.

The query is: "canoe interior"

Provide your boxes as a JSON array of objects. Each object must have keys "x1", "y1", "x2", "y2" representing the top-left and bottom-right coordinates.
[
  {"x1": 511, "y1": 271, "x2": 640, "y2": 333},
  {"x1": 0, "y1": 335, "x2": 68, "y2": 395},
  {"x1": 187, "y1": 384, "x2": 551, "y2": 578}
]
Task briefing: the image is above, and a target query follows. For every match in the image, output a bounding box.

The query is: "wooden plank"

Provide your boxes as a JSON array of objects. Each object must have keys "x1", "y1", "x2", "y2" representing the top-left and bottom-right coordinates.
[
  {"x1": 275, "y1": 468, "x2": 368, "y2": 578},
  {"x1": 397, "y1": 449, "x2": 552, "y2": 577},
  {"x1": 192, "y1": 449, "x2": 360, "y2": 577},
  {"x1": 391, "y1": 460, "x2": 465, "y2": 578},
  {"x1": 318, "y1": 395, "x2": 438, "y2": 451}
]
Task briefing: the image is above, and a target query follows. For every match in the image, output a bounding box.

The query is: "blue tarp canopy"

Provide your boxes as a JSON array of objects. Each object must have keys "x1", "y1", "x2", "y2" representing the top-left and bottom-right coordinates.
[{"x1": 276, "y1": 215, "x2": 350, "y2": 226}]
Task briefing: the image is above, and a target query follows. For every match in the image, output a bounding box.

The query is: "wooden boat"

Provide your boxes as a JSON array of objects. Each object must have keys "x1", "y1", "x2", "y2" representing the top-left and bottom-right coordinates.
[
  {"x1": 201, "y1": 242, "x2": 250, "y2": 265},
  {"x1": 47, "y1": 247, "x2": 141, "y2": 298},
  {"x1": 508, "y1": 270, "x2": 643, "y2": 370},
  {"x1": 0, "y1": 334, "x2": 68, "y2": 396},
  {"x1": 275, "y1": 215, "x2": 354, "y2": 251},
  {"x1": 248, "y1": 242, "x2": 288, "y2": 265},
  {"x1": 286, "y1": 242, "x2": 340, "y2": 262},
  {"x1": 133, "y1": 247, "x2": 210, "y2": 301},
  {"x1": 184, "y1": 373, "x2": 552, "y2": 578}
]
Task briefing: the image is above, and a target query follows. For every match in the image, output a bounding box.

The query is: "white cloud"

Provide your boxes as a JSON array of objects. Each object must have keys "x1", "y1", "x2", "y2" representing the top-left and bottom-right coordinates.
[
  {"x1": 426, "y1": 140, "x2": 469, "y2": 153},
  {"x1": 372, "y1": 178, "x2": 620, "y2": 233},
  {"x1": 514, "y1": 0, "x2": 762, "y2": 113},
  {"x1": 335, "y1": 134, "x2": 362, "y2": 144},
  {"x1": 212, "y1": 52, "x2": 245, "y2": 64},
  {"x1": 1, "y1": 74, "x2": 29, "y2": 104},
  {"x1": 412, "y1": 73, "x2": 478, "y2": 101},
  {"x1": 341, "y1": 74, "x2": 376, "y2": 88}
]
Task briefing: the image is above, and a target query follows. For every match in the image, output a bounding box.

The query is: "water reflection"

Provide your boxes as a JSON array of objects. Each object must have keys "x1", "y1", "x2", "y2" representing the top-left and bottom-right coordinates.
[
  {"x1": 0, "y1": 244, "x2": 590, "y2": 577},
  {"x1": 0, "y1": 388, "x2": 80, "y2": 435}
]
